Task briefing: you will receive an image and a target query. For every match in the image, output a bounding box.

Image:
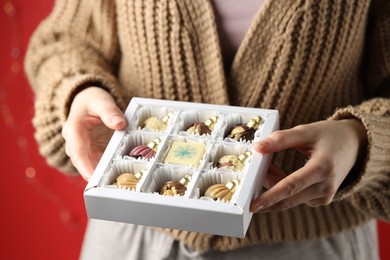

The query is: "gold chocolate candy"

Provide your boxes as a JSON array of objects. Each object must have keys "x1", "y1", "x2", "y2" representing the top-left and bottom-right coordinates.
[
  {"x1": 204, "y1": 180, "x2": 239, "y2": 202},
  {"x1": 205, "y1": 116, "x2": 218, "y2": 130},
  {"x1": 228, "y1": 116, "x2": 262, "y2": 141},
  {"x1": 217, "y1": 151, "x2": 252, "y2": 172},
  {"x1": 247, "y1": 116, "x2": 262, "y2": 129},
  {"x1": 186, "y1": 116, "x2": 218, "y2": 135},
  {"x1": 141, "y1": 112, "x2": 174, "y2": 131},
  {"x1": 115, "y1": 170, "x2": 145, "y2": 190},
  {"x1": 159, "y1": 175, "x2": 192, "y2": 196}
]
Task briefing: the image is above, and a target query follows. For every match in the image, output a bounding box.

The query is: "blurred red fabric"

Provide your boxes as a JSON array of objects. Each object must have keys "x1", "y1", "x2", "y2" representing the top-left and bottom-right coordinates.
[
  {"x1": 0, "y1": 1, "x2": 86, "y2": 259},
  {"x1": 0, "y1": 1, "x2": 388, "y2": 259}
]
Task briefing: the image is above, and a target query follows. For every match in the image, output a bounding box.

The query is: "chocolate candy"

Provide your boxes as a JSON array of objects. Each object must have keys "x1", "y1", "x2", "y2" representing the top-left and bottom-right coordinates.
[
  {"x1": 228, "y1": 124, "x2": 255, "y2": 141},
  {"x1": 141, "y1": 112, "x2": 174, "y2": 131},
  {"x1": 159, "y1": 175, "x2": 191, "y2": 196},
  {"x1": 228, "y1": 116, "x2": 262, "y2": 141},
  {"x1": 217, "y1": 151, "x2": 252, "y2": 172},
  {"x1": 129, "y1": 138, "x2": 161, "y2": 159},
  {"x1": 164, "y1": 141, "x2": 206, "y2": 167},
  {"x1": 115, "y1": 170, "x2": 145, "y2": 190},
  {"x1": 186, "y1": 116, "x2": 218, "y2": 135},
  {"x1": 204, "y1": 180, "x2": 239, "y2": 202},
  {"x1": 186, "y1": 122, "x2": 212, "y2": 135}
]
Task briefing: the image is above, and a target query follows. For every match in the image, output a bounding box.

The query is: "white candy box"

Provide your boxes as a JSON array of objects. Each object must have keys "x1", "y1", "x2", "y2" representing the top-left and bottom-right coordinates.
[{"x1": 84, "y1": 97, "x2": 279, "y2": 238}]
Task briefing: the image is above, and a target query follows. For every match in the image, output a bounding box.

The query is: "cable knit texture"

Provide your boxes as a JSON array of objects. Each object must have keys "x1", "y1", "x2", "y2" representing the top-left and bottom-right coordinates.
[{"x1": 25, "y1": 0, "x2": 390, "y2": 252}]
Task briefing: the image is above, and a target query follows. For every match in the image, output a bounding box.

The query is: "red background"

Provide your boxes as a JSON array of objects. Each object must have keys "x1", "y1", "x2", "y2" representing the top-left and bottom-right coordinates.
[{"x1": 0, "y1": 1, "x2": 389, "y2": 259}]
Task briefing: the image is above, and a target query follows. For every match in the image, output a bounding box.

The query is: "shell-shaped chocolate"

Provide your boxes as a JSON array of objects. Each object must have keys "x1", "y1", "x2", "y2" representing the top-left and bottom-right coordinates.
[
  {"x1": 115, "y1": 171, "x2": 144, "y2": 190},
  {"x1": 159, "y1": 181, "x2": 187, "y2": 196},
  {"x1": 141, "y1": 116, "x2": 167, "y2": 131},
  {"x1": 204, "y1": 180, "x2": 239, "y2": 202},
  {"x1": 141, "y1": 113, "x2": 174, "y2": 132}
]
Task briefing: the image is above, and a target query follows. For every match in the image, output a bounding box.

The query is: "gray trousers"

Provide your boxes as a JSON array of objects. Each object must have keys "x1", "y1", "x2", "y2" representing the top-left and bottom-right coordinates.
[{"x1": 80, "y1": 219, "x2": 379, "y2": 260}]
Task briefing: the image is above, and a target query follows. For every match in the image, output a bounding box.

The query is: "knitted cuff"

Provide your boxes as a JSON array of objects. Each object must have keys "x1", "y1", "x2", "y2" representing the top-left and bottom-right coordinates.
[
  {"x1": 330, "y1": 106, "x2": 372, "y2": 200},
  {"x1": 55, "y1": 73, "x2": 126, "y2": 122},
  {"x1": 32, "y1": 69, "x2": 125, "y2": 174}
]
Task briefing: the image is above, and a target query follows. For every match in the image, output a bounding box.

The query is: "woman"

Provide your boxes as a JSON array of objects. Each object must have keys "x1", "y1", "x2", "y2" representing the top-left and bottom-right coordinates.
[{"x1": 25, "y1": 0, "x2": 389, "y2": 259}]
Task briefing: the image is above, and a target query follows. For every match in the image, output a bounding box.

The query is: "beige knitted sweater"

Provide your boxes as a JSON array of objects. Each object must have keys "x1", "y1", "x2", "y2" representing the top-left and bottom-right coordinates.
[{"x1": 25, "y1": 0, "x2": 390, "y2": 252}]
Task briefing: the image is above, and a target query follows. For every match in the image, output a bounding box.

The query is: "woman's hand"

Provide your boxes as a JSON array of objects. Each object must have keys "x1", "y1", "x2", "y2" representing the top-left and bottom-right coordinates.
[
  {"x1": 250, "y1": 119, "x2": 367, "y2": 212},
  {"x1": 62, "y1": 87, "x2": 126, "y2": 181}
]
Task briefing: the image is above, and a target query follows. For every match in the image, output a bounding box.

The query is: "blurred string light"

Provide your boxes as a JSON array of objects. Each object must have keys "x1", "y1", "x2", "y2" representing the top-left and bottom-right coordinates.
[{"x1": 1, "y1": 0, "x2": 82, "y2": 231}]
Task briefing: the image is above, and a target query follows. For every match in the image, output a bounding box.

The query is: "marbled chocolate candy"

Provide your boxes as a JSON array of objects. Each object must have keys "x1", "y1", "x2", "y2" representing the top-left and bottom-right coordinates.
[
  {"x1": 186, "y1": 116, "x2": 218, "y2": 135},
  {"x1": 186, "y1": 122, "x2": 211, "y2": 135},
  {"x1": 228, "y1": 116, "x2": 262, "y2": 141},
  {"x1": 217, "y1": 151, "x2": 252, "y2": 172}
]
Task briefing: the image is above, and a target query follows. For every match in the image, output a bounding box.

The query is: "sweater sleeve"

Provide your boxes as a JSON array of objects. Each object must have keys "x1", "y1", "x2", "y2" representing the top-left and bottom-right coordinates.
[
  {"x1": 24, "y1": 0, "x2": 125, "y2": 173},
  {"x1": 331, "y1": 0, "x2": 390, "y2": 222}
]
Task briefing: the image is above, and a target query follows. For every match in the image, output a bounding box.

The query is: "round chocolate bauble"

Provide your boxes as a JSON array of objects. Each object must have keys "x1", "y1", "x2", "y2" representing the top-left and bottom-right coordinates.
[{"x1": 159, "y1": 181, "x2": 187, "y2": 196}]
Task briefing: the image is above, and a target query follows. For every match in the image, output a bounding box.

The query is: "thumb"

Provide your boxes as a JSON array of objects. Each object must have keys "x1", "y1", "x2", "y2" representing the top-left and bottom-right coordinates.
[
  {"x1": 99, "y1": 105, "x2": 127, "y2": 130},
  {"x1": 73, "y1": 87, "x2": 127, "y2": 130},
  {"x1": 91, "y1": 95, "x2": 127, "y2": 130}
]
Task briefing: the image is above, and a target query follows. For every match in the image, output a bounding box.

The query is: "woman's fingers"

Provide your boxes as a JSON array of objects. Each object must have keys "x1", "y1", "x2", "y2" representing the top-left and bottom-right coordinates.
[
  {"x1": 250, "y1": 159, "x2": 328, "y2": 212},
  {"x1": 262, "y1": 165, "x2": 287, "y2": 189},
  {"x1": 305, "y1": 195, "x2": 335, "y2": 208},
  {"x1": 88, "y1": 94, "x2": 127, "y2": 130},
  {"x1": 74, "y1": 87, "x2": 127, "y2": 130},
  {"x1": 63, "y1": 122, "x2": 95, "y2": 180},
  {"x1": 250, "y1": 119, "x2": 368, "y2": 213},
  {"x1": 254, "y1": 126, "x2": 314, "y2": 155},
  {"x1": 251, "y1": 183, "x2": 335, "y2": 212},
  {"x1": 62, "y1": 87, "x2": 127, "y2": 181}
]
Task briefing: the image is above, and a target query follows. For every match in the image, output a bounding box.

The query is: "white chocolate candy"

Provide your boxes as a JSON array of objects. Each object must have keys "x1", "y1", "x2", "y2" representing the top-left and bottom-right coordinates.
[{"x1": 164, "y1": 141, "x2": 205, "y2": 167}]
